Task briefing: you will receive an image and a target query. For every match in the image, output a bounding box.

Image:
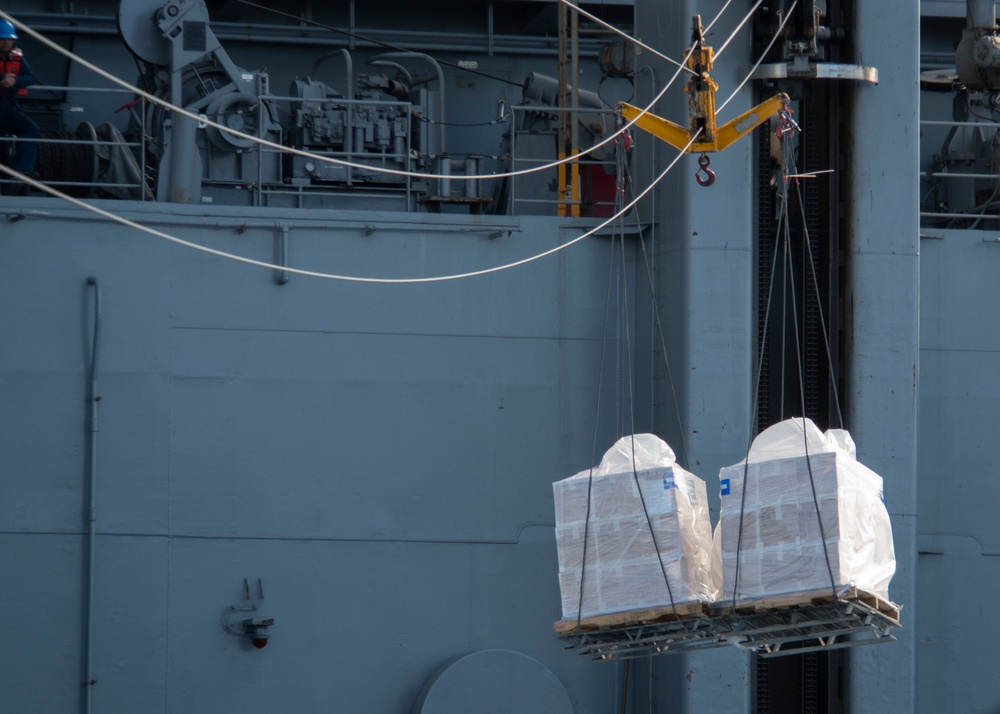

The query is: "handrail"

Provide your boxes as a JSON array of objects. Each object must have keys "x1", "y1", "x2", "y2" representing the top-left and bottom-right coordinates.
[
  {"x1": 509, "y1": 103, "x2": 621, "y2": 216},
  {"x1": 2, "y1": 82, "x2": 627, "y2": 215},
  {"x1": 920, "y1": 113, "x2": 1000, "y2": 226}
]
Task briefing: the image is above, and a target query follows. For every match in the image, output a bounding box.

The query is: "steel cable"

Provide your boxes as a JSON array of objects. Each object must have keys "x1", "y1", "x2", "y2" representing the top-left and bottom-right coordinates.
[
  {"x1": 572, "y1": 127, "x2": 691, "y2": 628},
  {"x1": 0, "y1": 1, "x2": 784, "y2": 286},
  {"x1": 784, "y1": 221, "x2": 840, "y2": 601},
  {"x1": 574, "y1": 219, "x2": 621, "y2": 629},
  {"x1": 0, "y1": 9, "x2": 688, "y2": 183},
  {"x1": 717, "y1": 0, "x2": 797, "y2": 114},
  {"x1": 733, "y1": 113, "x2": 840, "y2": 607},
  {"x1": 780, "y1": 136, "x2": 840, "y2": 600},
  {"x1": 0, "y1": 130, "x2": 700, "y2": 284},
  {"x1": 732, "y1": 173, "x2": 785, "y2": 608},
  {"x1": 1, "y1": 0, "x2": 767, "y2": 185},
  {"x1": 233, "y1": 0, "x2": 525, "y2": 87},
  {"x1": 791, "y1": 165, "x2": 845, "y2": 429}
]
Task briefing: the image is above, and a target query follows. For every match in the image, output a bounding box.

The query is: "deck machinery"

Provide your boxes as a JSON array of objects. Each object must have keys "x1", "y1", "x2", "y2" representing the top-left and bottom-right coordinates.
[{"x1": 116, "y1": 0, "x2": 484, "y2": 209}]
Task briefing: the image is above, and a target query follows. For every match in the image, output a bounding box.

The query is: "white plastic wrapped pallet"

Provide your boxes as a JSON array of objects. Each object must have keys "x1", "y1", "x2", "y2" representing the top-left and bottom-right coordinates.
[
  {"x1": 553, "y1": 434, "x2": 717, "y2": 621},
  {"x1": 716, "y1": 418, "x2": 896, "y2": 603}
]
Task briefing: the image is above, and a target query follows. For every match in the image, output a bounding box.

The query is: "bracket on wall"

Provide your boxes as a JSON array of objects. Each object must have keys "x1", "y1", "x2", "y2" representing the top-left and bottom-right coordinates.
[{"x1": 222, "y1": 578, "x2": 274, "y2": 649}]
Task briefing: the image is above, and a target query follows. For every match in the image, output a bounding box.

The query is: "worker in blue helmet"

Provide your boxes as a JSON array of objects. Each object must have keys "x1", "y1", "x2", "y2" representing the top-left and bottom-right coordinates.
[{"x1": 0, "y1": 18, "x2": 39, "y2": 195}]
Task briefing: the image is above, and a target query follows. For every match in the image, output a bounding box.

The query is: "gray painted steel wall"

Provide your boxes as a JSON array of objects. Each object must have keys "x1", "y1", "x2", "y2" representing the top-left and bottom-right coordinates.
[
  {"x1": 3, "y1": 0, "x2": 982, "y2": 711},
  {"x1": 632, "y1": 0, "x2": 762, "y2": 710},
  {"x1": 918, "y1": 229, "x2": 1000, "y2": 714},
  {"x1": 631, "y1": 0, "x2": 921, "y2": 710},
  {"x1": 0, "y1": 204, "x2": 641, "y2": 712},
  {"x1": 845, "y1": 1, "x2": 919, "y2": 710}
]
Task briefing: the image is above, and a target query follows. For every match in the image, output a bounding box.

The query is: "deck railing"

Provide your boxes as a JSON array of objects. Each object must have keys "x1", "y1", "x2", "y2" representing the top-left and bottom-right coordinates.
[{"x1": 1, "y1": 84, "x2": 626, "y2": 217}]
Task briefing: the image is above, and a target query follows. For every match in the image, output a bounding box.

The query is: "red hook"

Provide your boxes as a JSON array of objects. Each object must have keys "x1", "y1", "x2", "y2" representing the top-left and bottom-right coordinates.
[{"x1": 695, "y1": 153, "x2": 716, "y2": 187}]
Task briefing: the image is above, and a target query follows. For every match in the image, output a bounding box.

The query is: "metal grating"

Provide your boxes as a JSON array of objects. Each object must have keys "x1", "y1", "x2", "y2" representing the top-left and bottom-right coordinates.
[
  {"x1": 756, "y1": 108, "x2": 778, "y2": 434},
  {"x1": 558, "y1": 589, "x2": 899, "y2": 662}
]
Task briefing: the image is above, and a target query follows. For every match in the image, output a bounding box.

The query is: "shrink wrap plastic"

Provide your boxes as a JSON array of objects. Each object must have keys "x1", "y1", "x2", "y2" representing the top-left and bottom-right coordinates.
[
  {"x1": 554, "y1": 434, "x2": 717, "y2": 620},
  {"x1": 716, "y1": 418, "x2": 896, "y2": 602}
]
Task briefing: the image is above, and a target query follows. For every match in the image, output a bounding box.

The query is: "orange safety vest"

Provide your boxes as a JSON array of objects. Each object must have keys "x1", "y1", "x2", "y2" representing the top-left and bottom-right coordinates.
[{"x1": 2, "y1": 48, "x2": 28, "y2": 97}]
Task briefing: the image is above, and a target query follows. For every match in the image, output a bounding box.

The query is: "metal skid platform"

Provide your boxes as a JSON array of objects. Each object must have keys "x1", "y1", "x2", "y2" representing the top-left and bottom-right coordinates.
[{"x1": 557, "y1": 588, "x2": 900, "y2": 661}]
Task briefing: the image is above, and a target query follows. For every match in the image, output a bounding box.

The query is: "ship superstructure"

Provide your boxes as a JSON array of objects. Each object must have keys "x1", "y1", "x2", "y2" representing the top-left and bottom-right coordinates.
[{"x1": 0, "y1": 1, "x2": 991, "y2": 712}]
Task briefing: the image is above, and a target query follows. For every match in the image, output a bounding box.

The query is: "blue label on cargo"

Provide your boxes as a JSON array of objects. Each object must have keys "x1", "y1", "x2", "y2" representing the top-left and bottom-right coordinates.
[
  {"x1": 720, "y1": 478, "x2": 730, "y2": 496},
  {"x1": 662, "y1": 472, "x2": 676, "y2": 490}
]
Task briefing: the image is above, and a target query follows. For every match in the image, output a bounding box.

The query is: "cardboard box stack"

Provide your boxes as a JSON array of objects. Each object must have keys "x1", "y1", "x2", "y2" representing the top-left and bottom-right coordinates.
[
  {"x1": 554, "y1": 434, "x2": 717, "y2": 621},
  {"x1": 716, "y1": 418, "x2": 896, "y2": 604}
]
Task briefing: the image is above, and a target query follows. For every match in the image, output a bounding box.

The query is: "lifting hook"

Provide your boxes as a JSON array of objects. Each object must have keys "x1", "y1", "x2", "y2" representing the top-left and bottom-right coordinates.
[{"x1": 695, "y1": 153, "x2": 716, "y2": 187}]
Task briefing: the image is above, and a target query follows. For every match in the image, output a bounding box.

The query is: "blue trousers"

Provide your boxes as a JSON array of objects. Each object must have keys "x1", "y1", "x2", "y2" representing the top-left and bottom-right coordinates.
[{"x1": 0, "y1": 104, "x2": 39, "y2": 174}]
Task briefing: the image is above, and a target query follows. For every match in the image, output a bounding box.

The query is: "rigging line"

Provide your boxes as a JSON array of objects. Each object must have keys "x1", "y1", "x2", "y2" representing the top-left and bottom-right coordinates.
[
  {"x1": 1, "y1": 10, "x2": 688, "y2": 185},
  {"x1": 780, "y1": 179, "x2": 790, "y2": 420},
  {"x1": 637, "y1": 237, "x2": 691, "y2": 467},
  {"x1": 233, "y1": 0, "x2": 523, "y2": 88},
  {"x1": 574, "y1": 227, "x2": 620, "y2": 629},
  {"x1": 558, "y1": 0, "x2": 695, "y2": 77},
  {"x1": 732, "y1": 177, "x2": 786, "y2": 608},
  {"x1": 784, "y1": 227, "x2": 840, "y2": 600},
  {"x1": 6, "y1": 0, "x2": 767, "y2": 186},
  {"x1": 717, "y1": 0, "x2": 797, "y2": 115},
  {"x1": 0, "y1": 130, "x2": 700, "y2": 284},
  {"x1": 704, "y1": 0, "x2": 738, "y2": 35},
  {"x1": 621, "y1": 147, "x2": 691, "y2": 471},
  {"x1": 8, "y1": 0, "x2": 766, "y2": 185},
  {"x1": 964, "y1": 131, "x2": 1000, "y2": 229},
  {"x1": 620, "y1": 220, "x2": 679, "y2": 618},
  {"x1": 415, "y1": 113, "x2": 509, "y2": 127},
  {"x1": 713, "y1": 0, "x2": 766, "y2": 61},
  {"x1": 626, "y1": 392, "x2": 681, "y2": 619},
  {"x1": 786, "y1": 140, "x2": 844, "y2": 429},
  {"x1": 561, "y1": 0, "x2": 738, "y2": 75},
  {"x1": 613, "y1": 142, "x2": 630, "y2": 437},
  {"x1": 966, "y1": 181, "x2": 1000, "y2": 230},
  {"x1": 618, "y1": 198, "x2": 631, "y2": 438},
  {"x1": 964, "y1": 96, "x2": 999, "y2": 123}
]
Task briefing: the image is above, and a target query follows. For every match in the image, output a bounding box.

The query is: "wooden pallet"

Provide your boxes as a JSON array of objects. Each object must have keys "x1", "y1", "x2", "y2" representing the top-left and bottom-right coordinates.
[
  {"x1": 554, "y1": 600, "x2": 709, "y2": 635},
  {"x1": 558, "y1": 591, "x2": 902, "y2": 660},
  {"x1": 709, "y1": 585, "x2": 900, "y2": 622}
]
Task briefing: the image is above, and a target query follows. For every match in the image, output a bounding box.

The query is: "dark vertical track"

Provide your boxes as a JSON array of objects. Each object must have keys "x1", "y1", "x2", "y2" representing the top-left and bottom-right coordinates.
[{"x1": 751, "y1": 0, "x2": 848, "y2": 710}]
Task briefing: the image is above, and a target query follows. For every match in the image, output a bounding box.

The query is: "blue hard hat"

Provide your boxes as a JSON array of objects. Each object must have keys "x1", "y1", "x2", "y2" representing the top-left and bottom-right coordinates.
[{"x1": 0, "y1": 20, "x2": 18, "y2": 40}]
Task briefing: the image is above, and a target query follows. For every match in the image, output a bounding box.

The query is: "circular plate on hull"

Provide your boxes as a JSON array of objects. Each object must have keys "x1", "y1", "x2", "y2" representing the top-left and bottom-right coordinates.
[{"x1": 413, "y1": 649, "x2": 573, "y2": 714}]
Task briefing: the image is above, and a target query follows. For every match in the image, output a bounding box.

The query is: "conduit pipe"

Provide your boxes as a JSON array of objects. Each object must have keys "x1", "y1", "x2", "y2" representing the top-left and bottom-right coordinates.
[
  {"x1": 370, "y1": 52, "x2": 446, "y2": 155},
  {"x1": 274, "y1": 224, "x2": 291, "y2": 285},
  {"x1": 0, "y1": 209, "x2": 523, "y2": 234},
  {"x1": 14, "y1": 11, "x2": 610, "y2": 57},
  {"x1": 83, "y1": 277, "x2": 101, "y2": 714}
]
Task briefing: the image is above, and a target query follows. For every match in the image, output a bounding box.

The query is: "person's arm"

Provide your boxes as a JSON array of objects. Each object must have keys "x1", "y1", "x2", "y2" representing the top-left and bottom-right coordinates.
[{"x1": 12, "y1": 54, "x2": 36, "y2": 90}]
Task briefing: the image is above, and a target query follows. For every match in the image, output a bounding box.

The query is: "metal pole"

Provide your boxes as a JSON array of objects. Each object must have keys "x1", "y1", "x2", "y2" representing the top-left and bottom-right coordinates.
[
  {"x1": 83, "y1": 277, "x2": 101, "y2": 714},
  {"x1": 557, "y1": 4, "x2": 570, "y2": 216},
  {"x1": 570, "y1": 6, "x2": 580, "y2": 217}
]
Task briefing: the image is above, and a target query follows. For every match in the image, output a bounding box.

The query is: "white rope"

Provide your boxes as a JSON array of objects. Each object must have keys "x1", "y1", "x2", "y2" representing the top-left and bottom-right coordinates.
[
  {"x1": 557, "y1": 1, "x2": 695, "y2": 77},
  {"x1": 704, "y1": 0, "x2": 738, "y2": 34},
  {"x1": 714, "y1": 0, "x2": 766, "y2": 60},
  {"x1": 0, "y1": 2, "x2": 760, "y2": 183},
  {"x1": 0, "y1": 9, "x2": 686, "y2": 183},
  {"x1": 0, "y1": 2, "x2": 783, "y2": 285},
  {"x1": 0, "y1": 131, "x2": 701, "y2": 284},
  {"x1": 717, "y1": 0, "x2": 797, "y2": 114}
]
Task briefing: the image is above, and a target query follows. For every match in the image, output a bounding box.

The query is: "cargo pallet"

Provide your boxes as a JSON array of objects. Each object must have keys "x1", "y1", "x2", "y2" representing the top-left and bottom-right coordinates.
[{"x1": 555, "y1": 585, "x2": 900, "y2": 660}]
